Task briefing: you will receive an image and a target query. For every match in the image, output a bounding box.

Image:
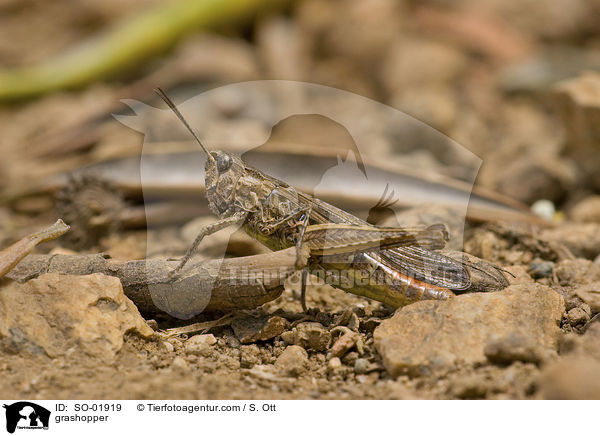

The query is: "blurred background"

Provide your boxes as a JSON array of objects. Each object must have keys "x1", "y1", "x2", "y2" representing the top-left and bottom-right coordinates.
[{"x1": 1, "y1": 0, "x2": 600, "y2": 240}]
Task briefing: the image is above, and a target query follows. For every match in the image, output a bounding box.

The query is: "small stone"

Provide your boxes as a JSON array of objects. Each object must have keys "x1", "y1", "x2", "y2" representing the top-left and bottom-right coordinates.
[
  {"x1": 282, "y1": 322, "x2": 331, "y2": 351},
  {"x1": 275, "y1": 345, "x2": 309, "y2": 377},
  {"x1": 484, "y1": 332, "x2": 549, "y2": 365},
  {"x1": 146, "y1": 319, "x2": 159, "y2": 331},
  {"x1": 185, "y1": 334, "x2": 217, "y2": 357},
  {"x1": 168, "y1": 338, "x2": 183, "y2": 351},
  {"x1": 570, "y1": 196, "x2": 600, "y2": 223},
  {"x1": 347, "y1": 313, "x2": 360, "y2": 331},
  {"x1": 223, "y1": 330, "x2": 241, "y2": 349},
  {"x1": 333, "y1": 309, "x2": 353, "y2": 327},
  {"x1": 354, "y1": 358, "x2": 370, "y2": 375},
  {"x1": 314, "y1": 311, "x2": 332, "y2": 326},
  {"x1": 529, "y1": 260, "x2": 554, "y2": 279},
  {"x1": 360, "y1": 317, "x2": 382, "y2": 333},
  {"x1": 240, "y1": 344, "x2": 261, "y2": 369},
  {"x1": 327, "y1": 357, "x2": 343, "y2": 374},
  {"x1": 232, "y1": 316, "x2": 288, "y2": 344},
  {"x1": 171, "y1": 356, "x2": 189, "y2": 370},
  {"x1": 555, "y1": 260, "x2": 600, "y2": 286},
  {"x1": 341, "y1": 351, "x2": 359, "y2": 366},
  {"x1": 463, "y1": 230, "x2": 501, "y2": 261},
  {"x1": 540, "y1": 223, "x2": 600, "y2": 259},
  {"x1": 531, "y1": 199, "x2": 556, "y2": 221},
  {"x1": 355, "y1": 304, "x2": 367, "y2": 314},
  {"x1": 161, "y1": 341, "x2": 174, "y2": 353},
  {"x1": 329, "y1": 332, "x2": 358, "y2": 358},
  {"x1": 574, "y1": 282, "x2": 600, "y2": 312},
  {"x1": 280, "y1": 331, "x2": 295, "y2": 344},
  {"x1": 566, "y1": 307, "x2": 590, "y2": 326}
]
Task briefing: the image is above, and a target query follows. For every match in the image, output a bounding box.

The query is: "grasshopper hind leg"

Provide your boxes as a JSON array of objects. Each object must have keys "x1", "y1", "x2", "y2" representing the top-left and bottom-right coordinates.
[
  {"x1": 300, "y1": 268, "x2": 309, "y2": 313},
  {"x1": 295, "y1": 209, "x2": 313, "y2": 313},
  {"x1": 294, "y1": 207, "x2": 312, "y2": 269}
]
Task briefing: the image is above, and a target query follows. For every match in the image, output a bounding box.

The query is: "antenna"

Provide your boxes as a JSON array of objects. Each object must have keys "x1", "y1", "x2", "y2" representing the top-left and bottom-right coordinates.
[{"x1": 154, "y1": 88, "x2": 215, "y2": 164}]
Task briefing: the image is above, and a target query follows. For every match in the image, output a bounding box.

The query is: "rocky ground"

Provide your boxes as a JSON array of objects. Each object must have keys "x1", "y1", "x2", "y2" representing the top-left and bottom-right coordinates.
[{"x1": 1, "y1": 218, "x2": 600, "y2": 399}]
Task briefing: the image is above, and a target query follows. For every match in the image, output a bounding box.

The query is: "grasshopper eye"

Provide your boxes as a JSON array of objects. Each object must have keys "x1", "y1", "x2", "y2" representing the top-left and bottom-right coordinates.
[{"x1": 216, "y1": 154, "x2": 232, "y2": 173}]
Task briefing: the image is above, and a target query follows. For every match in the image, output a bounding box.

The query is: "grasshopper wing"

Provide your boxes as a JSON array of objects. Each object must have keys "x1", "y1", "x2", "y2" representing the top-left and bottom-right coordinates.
[{"x1": 380, "y1": 246, "x2": 471, "y2": 290}]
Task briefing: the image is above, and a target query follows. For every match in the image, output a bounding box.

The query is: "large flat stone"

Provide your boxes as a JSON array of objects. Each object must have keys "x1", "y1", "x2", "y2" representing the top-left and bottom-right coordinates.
[
  {"x1": 0, "y1": 273, "x2": 153, "y2": 362},
  {"x1": 374, "y1": 284, "x2": 565, "y2": 376}
]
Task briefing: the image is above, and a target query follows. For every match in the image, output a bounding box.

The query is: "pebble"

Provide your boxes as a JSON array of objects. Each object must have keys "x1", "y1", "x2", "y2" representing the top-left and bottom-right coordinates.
[
  {"x1": 565, "y1": 307, "x2": 590, "y2": 326},
  {"x1": 554, "y1": 259, "x2": 600, "y2": 286},
  {"x1": 570, "y1": 195, "x2": 600, "y2": 223},
  {"x1": 540, "y1": 223, "x2": 600, "y2": 259},
  {"x1": 275, "y1": 345, "x2": 309, "y2": 377},
  {"x1": 574, "y1": 282, "x2": 600, "y2": 312},
  {"x1": 329, "y1": 332, "x2": 358, "y2": 358},
  {"x1": 531, "y1": 199, "x2": 556, "y2": 221},
  {"x1": 171, "y1": 356, "x2": 189, "y2": 370},
  {"x1": 223, "y1": 330, "x2": 241, "y2": 349},
  {"x1": 281, "y1": 322, "x2": 331, "y2": 351},
  {"x1": 327, "y1": 357, "x2": 343, "y2": 374},
  {"x1": 529, "y1": 260, "x2": 554, "y2": 279},
  {"x1": 240, "y1": 344, "x2": 261, "y2": 369},
  {"x1": 354, "y1": 358, "x2": 370, "y2": 375},
  {"x1": 333, "y1": 309, "x2": 353, "y2": 327},
  {"x1": 232, "y1": 316, "x2": 288, "y2": 344},
  {"x1": 359, "y1": 318, "x2": 381, "y2": 334},
  {"x1": 341, "y1": 351, "x2": 359, "y2": 366},
  {"x1": 149, "y1": 355, "x2": 160, "y2": 367},
  {"x1": 161, "y1": 341, "x2": 174, "y2": 353},
  {"x1": 185, "y1": 334, "x2": 217, "y2": 357}
]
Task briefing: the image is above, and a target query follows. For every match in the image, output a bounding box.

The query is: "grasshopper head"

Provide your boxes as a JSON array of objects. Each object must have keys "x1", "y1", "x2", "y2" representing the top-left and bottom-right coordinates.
[
  {"x1": 205, "y1": 150, "x2": 246, "y2": 217},
  {"x1": 151, "y1": 89, "x2": 249, "y2": 218}
]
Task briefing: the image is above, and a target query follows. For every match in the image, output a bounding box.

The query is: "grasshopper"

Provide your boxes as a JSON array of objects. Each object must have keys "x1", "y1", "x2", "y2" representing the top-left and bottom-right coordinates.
[{"x1": 155, "y1": 88, "x2": 476, "y2": 310}]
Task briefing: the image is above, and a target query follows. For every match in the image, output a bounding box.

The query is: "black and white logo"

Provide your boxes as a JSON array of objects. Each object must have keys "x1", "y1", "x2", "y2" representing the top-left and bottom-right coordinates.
[{"x1": 3, "y1": 402, "x2": 50, "y2": 433}]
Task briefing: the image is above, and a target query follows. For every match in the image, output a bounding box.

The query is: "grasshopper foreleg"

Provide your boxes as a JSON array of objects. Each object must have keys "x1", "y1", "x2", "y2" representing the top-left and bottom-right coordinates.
[
  {"x1": 169, "y1": 211, "x2": 248, "y2": 277},
  {"x1": 259, "y1": 206, "x2": 311, "y2": 234}
]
